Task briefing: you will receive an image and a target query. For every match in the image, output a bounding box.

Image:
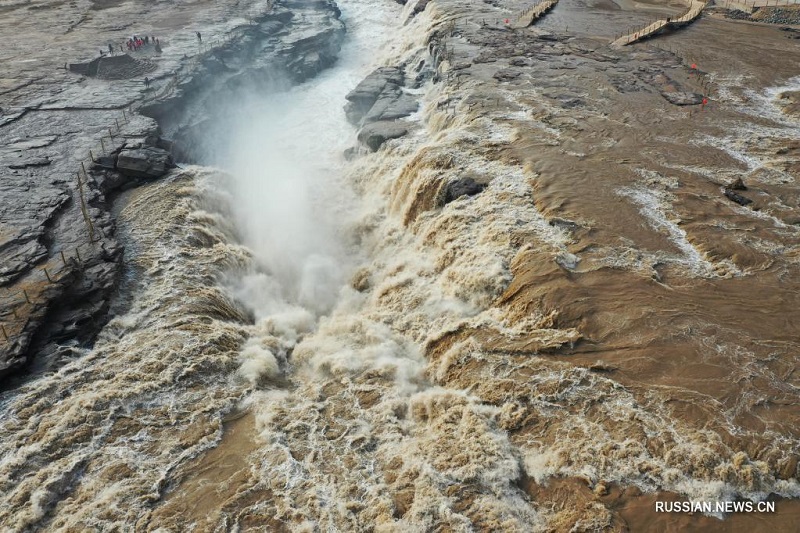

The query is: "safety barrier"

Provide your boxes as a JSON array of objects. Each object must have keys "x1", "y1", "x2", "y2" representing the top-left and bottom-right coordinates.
[
  {"x1": 512, "y1": 0, "x2": 560, "y2": 28},
  {"x1": 0, "y1": 241, "x2": 102, "y2": 343},
  {"x1": 719, "y1": 0, "x2": 800, "y2": 12},
  {"x1": 1, "y1": 15, "x2": 267, "y2": 345},
  {"x1": 474, "y1": 0, "x2": 559, "y2": 28},
  {"x1": 612, "y1": 0, "x2": 707, "y2": 46},
  {"x1": 613, "y1": 0, "x2": 800, "y2": 46},
  {"x1": 652, "y1": 42, "x2": 717, "y2": 101}
]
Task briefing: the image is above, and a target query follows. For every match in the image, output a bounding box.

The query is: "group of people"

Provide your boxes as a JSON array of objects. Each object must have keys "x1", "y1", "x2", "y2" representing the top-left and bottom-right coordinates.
[
  {"x1": 126, "y1": 35, "x2": 159, "y2": 52},
  {"x1": 99, "y1": 29, "x2": 207, "y2": 89}
]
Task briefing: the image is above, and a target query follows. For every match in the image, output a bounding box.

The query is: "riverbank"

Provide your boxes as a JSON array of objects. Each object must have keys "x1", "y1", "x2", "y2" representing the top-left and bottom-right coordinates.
[{"x1": 0, "y1": 0, "x2": 344, "y2": 380}]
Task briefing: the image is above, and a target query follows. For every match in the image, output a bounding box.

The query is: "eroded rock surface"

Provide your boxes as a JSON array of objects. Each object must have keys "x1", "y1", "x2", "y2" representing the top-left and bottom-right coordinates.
[
  {"x1": 442, "y1": 177, "x2": 487, "y2": 204},
  {"x1": 344, "y1": 66, "x2": 406, "y2": 124},
  {"x1": 357, "y1": 121, "x2": 409, "y2": 151},
  {"x1": 346, "y1": 64, "x2": 424, "y2": 150},
  {"x1": 117, "y1": 146, "x2": 176, "y2": 179},
  {"x1": 0, "y1": 0, "x2": 346, "y2": 379}
]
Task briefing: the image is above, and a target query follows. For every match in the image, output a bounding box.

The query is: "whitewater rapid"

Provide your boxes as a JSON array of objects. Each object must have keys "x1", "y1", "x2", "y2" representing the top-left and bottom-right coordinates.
[
  {"x1": 0, "y1": 0, "x2": 415, "y2": 527},
  {"x1": 2, "y1": 0, "x2": 800, "y2": 530}
]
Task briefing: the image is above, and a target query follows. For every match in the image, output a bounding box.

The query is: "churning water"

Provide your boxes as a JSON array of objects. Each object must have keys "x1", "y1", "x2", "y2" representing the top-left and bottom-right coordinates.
[{"x1": 2, "y1": 0, "x2": 800, "y2": 530}]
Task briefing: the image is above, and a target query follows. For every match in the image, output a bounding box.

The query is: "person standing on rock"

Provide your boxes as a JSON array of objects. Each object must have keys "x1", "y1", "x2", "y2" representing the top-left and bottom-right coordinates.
[
  {"x1": 144, "y1": 77, "x2": 150, "y2": 89},
  {"x1": 108, "y1": 43, "x2": 114, "y2": 55},
  {"x1": 196, "y1": 31, "x2": 202, "y2": 42}
]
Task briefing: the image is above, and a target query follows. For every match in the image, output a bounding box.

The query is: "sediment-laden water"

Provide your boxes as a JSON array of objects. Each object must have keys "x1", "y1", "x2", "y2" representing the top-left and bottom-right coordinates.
[{"x1": 1, "y1": 0, "x2": 799, "y2": 530}]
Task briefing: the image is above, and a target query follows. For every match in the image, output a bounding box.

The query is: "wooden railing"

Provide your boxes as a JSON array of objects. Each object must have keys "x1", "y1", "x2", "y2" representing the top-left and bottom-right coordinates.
[
  {"x1": 612, "y1": 0, "x2": 707, "y2": 46},
  {"x1": 1, "y1": 20, "x2": 263, "y2": 346},
  {"x1": 718, "y1": 0, "x2": 800, "y2": 12},
  {"x1": 513, "y1": 0, "x2": 560, "y2": 28}
]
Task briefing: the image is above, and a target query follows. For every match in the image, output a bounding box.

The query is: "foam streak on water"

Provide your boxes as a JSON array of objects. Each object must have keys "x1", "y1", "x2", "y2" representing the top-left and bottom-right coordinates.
[
  {"x1": 3, "y1": 1, "x2": 800, "y2": 531},
  {"x1": 0, "y1": 171, "x2": 254, "y2": 530}
]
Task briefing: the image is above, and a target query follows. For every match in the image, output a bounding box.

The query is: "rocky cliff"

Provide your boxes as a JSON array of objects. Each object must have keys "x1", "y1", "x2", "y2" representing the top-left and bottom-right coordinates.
[{"x1": 0, "y1": 0, "x2": 345, "y2": 381}]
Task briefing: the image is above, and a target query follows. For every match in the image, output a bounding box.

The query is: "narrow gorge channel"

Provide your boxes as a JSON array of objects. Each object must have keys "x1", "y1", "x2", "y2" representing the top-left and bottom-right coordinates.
[{"x1": 1, "y1": 0, "x2": 446, "y2": 529}]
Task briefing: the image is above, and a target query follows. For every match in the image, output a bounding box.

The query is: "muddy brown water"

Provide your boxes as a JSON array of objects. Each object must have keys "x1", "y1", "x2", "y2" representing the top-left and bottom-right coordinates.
[
  {"x1": 473, "y1": 9, "x2": 800, "y2": 530},
  {"x1": 507, "y1": 14, "x2": 800, "y2": 435},
  {"x1": 1, "y1": 0, "x2": 799, "y2": 530}
]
